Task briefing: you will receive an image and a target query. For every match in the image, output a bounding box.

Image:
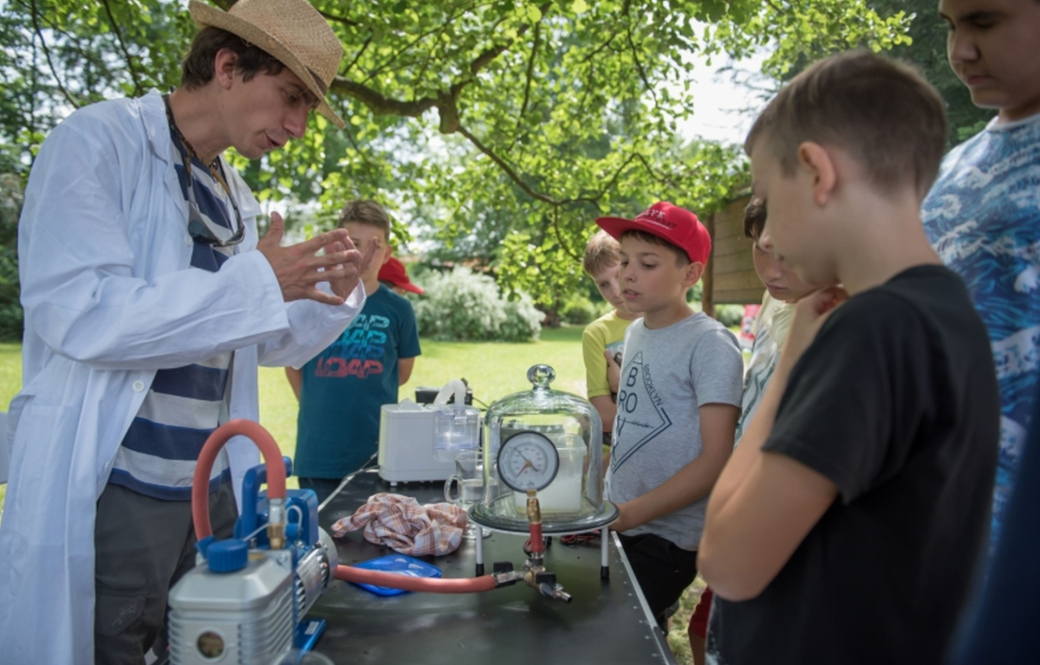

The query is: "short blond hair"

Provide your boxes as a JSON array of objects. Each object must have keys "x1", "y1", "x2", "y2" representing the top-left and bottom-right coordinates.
[{"x1": 583, "y1": 229, "x2": 622, "y2": 276}]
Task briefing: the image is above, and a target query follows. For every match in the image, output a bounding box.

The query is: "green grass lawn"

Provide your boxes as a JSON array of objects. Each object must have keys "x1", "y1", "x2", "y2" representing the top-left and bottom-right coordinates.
[
  {"x1": 0, "y1": 329, "x2": 704, "y2": 664},
  {"x1": 0, "y1": 342, "x2": 22, "y2": 525}
]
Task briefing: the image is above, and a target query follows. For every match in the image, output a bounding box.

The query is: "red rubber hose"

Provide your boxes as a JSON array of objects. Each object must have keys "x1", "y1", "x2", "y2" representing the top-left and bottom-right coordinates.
[
  {"x1": 334, "y1": 565, "x2": 498, "y2": 592},
  {"x1": 528, "y1": 522, "x2": 544, "y2": 554},
  {"x1": 193, "y1": 419, "x2": 286, "y2": 540}
]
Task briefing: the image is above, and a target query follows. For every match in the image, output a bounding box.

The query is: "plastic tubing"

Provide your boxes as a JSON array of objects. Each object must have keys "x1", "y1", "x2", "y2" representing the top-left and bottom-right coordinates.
[
  {"x1": 333, "y1": 565, "x2": 498, "y2": 593},
  {"x1": 433, "y1": 378, "x2": 467, "y2": 406},
  {"x1": 528, "y1": 522, "x2": 544, "y2": 554},
  {"x1": 193, "y1": 419, "x2": 286, "y2": 540}
]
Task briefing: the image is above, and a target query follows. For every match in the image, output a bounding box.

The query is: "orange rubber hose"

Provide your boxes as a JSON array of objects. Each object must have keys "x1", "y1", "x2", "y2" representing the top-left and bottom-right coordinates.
[
  {"x1": 334, "y1": 565, "x2": 498, "y2": 593},
  {"x1": 193, "y1": 419, "x2": 286, "y2": 540}
]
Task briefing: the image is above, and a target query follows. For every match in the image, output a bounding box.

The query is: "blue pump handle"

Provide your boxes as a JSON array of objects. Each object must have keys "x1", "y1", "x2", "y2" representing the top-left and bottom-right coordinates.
[{"x1": 236, "y1": 456, "x2": 293, "y2": 540}]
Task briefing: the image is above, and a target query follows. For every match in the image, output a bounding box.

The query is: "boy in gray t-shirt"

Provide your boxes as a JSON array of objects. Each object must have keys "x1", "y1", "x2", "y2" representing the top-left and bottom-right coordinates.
[{"x1": 596, "y1": 202, "x2": 743, "y2": 628}]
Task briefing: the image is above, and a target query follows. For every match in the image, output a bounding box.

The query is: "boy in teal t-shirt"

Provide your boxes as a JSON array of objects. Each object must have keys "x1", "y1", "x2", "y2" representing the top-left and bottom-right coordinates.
[{"x1": 287, "y1": 200, "x2": 421, "y2": 503}]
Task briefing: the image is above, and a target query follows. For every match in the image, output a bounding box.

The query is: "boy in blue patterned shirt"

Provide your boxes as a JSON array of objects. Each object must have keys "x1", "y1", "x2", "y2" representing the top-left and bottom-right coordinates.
[{"x1": 923, "y1": 0, "x2": 1040, "y2": 550}]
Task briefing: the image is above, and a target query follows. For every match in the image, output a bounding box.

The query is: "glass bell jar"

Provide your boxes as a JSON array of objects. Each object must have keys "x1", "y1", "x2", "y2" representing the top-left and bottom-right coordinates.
[{"x1": 469, "y1": 364, "x2": 619, "y2": 533}]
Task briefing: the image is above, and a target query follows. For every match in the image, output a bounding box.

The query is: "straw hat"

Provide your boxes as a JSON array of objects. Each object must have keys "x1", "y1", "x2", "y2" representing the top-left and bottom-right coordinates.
[{"x1": 189, "y1": 0, "x2": 345, "y2": 128}]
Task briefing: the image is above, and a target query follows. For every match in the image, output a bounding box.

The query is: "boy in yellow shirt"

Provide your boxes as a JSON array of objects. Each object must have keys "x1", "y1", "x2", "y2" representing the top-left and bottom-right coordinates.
[{"x1": 581, "y1": 230, "x2": 637, "y2": 444}]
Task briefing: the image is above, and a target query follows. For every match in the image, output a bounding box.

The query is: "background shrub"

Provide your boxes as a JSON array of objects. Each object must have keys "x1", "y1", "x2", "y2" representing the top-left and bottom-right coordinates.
[
  {"x1": 560, "y1": 293, "x2": 597, "y2": 325},
  {"x1": 500, "y1": 293, "x2": 543, "y2": 342},
  {"x1": 714, "y1": 303, "x2": 744, "y2": 328},
  {"x1": 412, "y1": 267, "x2": 541, "y2": 342},
  {"x1": 0, "y1": 174, "x2": 23, "y2": 341}
]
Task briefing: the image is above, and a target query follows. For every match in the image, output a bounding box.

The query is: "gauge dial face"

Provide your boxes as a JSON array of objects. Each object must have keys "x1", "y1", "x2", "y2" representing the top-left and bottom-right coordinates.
[{"x1": 497, "y1": 431, "x2": 560, "y2": 493}]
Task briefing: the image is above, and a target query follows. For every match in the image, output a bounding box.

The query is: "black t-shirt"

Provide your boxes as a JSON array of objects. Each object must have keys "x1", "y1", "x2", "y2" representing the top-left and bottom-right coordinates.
[{"x1": 707, "y1": 265, "x2": 1000, "y2": 665}]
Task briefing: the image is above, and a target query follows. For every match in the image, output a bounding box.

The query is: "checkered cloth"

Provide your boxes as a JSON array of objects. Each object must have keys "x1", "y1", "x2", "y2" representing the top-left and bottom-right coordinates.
[{"x1": 331, "y1": 492, "x2": 468, "y2": 556}]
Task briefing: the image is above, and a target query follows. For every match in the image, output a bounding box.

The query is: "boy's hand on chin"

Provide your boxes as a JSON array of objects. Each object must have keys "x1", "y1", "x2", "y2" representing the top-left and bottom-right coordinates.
[{"x1": 779, "y1": 286, "x2": 849, "y2": 373}]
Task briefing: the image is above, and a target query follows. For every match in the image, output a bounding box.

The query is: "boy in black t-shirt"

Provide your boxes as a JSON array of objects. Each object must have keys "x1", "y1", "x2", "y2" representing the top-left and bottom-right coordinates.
[{"x1": 699, "y1": 51, "x2": 1000, "y2": 665}]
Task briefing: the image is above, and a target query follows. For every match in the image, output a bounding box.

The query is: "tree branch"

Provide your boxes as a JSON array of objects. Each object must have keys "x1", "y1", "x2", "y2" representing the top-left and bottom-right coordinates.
[
  {"x1": 340, "y1": 120, "x2": 375, "y2": 172},
  {"x1": 334, "y1": 3, "x2": 545, "y2": 134},
  {"x1": 343, "y1": 34, "x2": 372, "y2": 77},
  {"x1": 583, "y1": 152, "x2": 640, "y2": 203},
  {"x1": 550, "y1": 206, "x2": 580, "y2": 261},
  {"x1": 626, "y1": 26, "x2": 656, "y2": 105},
  {"x1": 100, "y1": 0, "x2": 142, "y2": 98},
  {"x1": 364, "y1": 2, "x2": 496, "y2": 84},
  {"x1": 332, "y1": 79, "x2": 438, "y2": 117},
  {"x1": 513, "y1": 18, "x2": 541, "y2": 136},
  {"x1": 29, "y1": 0, "x2": 77, "y2": 109},
  {"x1": 319, "y1": 9, "x2": 361, "y2": 28},
  {"x1": 634, "y1": 153, "x2": 680, "y2": 189},
  {"x1": 456, "y1": 124, "x2": 557, "y2": 204},
  {"x1": 365, "y1": 20, "x2": 448, "y2": 84},
  {"x1": 580, "y1": 34, "x2": 618, "y2": 63},
  {"x1": 459, "y1": 120, "x2": 648, "y2": 212}
]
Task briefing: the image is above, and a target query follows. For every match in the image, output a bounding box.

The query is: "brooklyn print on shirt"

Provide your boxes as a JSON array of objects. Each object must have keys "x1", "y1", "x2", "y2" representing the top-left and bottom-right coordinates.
[{"x1": 612, "y1": 351, "x2": 672, "y2": 470}]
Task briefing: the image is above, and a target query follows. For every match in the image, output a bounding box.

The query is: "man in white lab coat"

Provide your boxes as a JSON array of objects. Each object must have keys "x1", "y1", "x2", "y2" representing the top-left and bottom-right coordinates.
[{"x1": 0, "y1": 1, "x2": 371, "y2": 663}]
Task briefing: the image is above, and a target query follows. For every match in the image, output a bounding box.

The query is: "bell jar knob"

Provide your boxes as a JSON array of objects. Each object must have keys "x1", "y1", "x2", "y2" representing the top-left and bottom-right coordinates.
[{"x1": 527, "y1": 364, "x2": 556, "y2": 390}]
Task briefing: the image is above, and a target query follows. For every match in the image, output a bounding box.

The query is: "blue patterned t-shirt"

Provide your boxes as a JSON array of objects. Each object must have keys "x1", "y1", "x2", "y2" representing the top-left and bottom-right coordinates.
[{"x1": 921, "y1": 112, "x2": 1040, "y2": 547}]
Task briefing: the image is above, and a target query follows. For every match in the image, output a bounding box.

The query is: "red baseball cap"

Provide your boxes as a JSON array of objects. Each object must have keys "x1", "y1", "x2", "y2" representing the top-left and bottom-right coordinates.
[
  {"x1": 378, "y1": 257, "x2": 424, "y2": 294},
  {"x1": 595, "y1": 201, "x2": 711, "y2": 265}
]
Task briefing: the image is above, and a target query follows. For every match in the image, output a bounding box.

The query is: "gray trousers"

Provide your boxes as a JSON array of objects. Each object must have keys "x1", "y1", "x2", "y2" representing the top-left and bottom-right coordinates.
[{"x1": 94, "y1": 481, "x2": 238, "y2": 665}]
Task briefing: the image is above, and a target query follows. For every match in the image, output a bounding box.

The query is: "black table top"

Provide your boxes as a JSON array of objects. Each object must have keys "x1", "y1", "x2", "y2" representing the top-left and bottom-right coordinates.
[{"x1": 307, "y1": 470, "x2": 677, "y2": 665}]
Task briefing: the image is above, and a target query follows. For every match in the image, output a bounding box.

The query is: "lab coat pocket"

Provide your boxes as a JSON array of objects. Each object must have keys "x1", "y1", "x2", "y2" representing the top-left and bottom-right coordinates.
[
  {"x1": 5, "y1": 390, "x2": 32, "y2": 445},
  {"x1": 12, "y1": 399, "x2": 93, "y2": 492}
]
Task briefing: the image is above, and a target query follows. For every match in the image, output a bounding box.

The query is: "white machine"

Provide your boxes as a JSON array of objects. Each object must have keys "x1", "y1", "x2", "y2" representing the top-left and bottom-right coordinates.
[
  {"x1": 379, "y1": 381, "x2": 480, "y2": 484},
  {"x1": 169, "y1": 454, "x2": 336, "y2": 665},
  {"x1": 377, "y1": 400, "x2": 453, "y2": 483}
]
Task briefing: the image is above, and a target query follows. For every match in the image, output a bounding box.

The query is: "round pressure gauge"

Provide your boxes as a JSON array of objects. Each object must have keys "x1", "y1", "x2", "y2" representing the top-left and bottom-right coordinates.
[{"x1": 497, "y1": 431, "x2": 560, "y2": 493}]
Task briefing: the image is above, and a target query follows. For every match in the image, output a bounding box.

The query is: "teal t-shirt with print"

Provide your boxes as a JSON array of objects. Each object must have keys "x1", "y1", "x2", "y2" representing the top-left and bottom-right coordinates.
[{"x1": 294, "y1": 285, "x2": 421, "y2": 478}]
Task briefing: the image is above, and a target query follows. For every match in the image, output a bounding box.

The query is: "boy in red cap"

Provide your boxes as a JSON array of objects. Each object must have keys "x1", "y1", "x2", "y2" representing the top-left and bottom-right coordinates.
[
  {"x1": 596, "y1": 202, "x2": 743, "y2": 630},
  {"x1": 379, "y1": 256, "x2": 424, "y2": 295}
]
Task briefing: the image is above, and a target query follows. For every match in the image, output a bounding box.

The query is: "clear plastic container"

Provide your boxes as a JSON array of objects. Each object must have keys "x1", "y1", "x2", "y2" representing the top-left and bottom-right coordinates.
[
  {"x1": 469, "y1": 364, "x2": 618, "y2": 533},
  {"x1": 432, "y1": 404, "x2": 481, "y2": 461}
]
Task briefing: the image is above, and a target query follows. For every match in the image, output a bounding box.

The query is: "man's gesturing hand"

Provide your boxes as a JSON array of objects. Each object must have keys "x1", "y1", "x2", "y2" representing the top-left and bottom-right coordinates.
[{"x1": 258, "y1": 212, "x2": 377, "y2": 306}]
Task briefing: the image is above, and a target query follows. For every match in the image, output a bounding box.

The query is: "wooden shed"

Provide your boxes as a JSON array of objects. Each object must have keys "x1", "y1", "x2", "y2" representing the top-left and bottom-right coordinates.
[{"x1": 701, "y1": 193, "x2": 762, "y2": 316}]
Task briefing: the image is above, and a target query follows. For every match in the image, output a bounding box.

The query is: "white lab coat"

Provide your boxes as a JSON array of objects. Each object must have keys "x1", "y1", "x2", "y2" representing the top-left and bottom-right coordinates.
[{"x1": 0, "y1": 91, "x2": 365, "y2": 664}]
